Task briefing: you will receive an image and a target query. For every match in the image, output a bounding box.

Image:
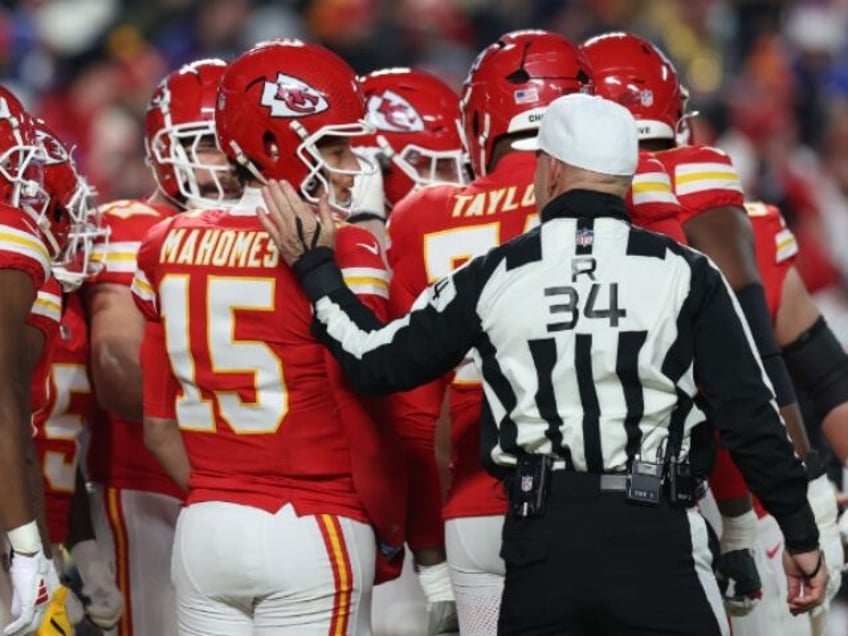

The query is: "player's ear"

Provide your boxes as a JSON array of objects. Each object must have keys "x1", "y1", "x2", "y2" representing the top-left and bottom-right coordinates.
[{"x1": 546, "y1": 154, "x2": 562, "y2": 199}]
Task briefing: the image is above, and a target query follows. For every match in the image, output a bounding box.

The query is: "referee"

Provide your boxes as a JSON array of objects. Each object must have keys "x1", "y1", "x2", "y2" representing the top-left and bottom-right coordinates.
[{"x1": 257, "y1": 94, "x2": 826, "y2": 635}]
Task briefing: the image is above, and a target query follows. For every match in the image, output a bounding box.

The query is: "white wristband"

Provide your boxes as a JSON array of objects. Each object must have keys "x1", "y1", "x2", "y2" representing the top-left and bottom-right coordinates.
[
  {"x1": 720, "y1": 510, "x2": 759, "y2": 553},
  {"x1": 7, "y1": 520, "x2": 43, "y2": 555}
]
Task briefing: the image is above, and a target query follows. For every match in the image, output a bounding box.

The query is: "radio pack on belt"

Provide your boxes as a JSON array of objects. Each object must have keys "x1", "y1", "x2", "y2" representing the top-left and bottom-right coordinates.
[{"x1": 627, "y1": 456, "x2": 663, "y2": 505}]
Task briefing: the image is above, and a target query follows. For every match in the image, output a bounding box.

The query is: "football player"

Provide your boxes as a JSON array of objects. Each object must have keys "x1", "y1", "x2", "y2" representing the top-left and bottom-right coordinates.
[
  {"x1": 0, "y1": 89, "x2": 73, "y2": 636},
  {"x1": 133, "y1": 39, "x2": 405, "y2": 634},
  {"x1": 356, "y1": 66, "x2": 469, "y2": 635},
  {"x1": 380, "y1": 31, "x2": 593, "y2": 635},
  {"x1": 30, "y1": 118, "x2": 123, "y2": 633},
  {"x1": 582, "y1": 32, "x2": 843, "y2": 635},
  {"x1": 83, "y1": 58, "x2": 237, "y2": 636},
  {"x1": 350, "y1": 67, "x2": 468, "y2": 254}
]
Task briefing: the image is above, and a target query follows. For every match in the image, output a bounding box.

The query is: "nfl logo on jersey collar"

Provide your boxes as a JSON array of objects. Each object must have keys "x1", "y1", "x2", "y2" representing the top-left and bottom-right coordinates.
[{"x1": 576, "y1": 228, "x2": 594, "y2": 247}]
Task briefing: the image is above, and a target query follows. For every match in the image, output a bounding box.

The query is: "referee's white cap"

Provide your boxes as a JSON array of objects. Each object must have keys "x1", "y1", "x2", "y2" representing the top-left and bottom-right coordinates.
[{"x1": 534, "y1": 93, "x2": 638, "y2": 177}]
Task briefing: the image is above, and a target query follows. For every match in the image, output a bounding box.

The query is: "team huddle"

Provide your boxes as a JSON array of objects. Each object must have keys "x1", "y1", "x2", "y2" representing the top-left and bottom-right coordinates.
[{"x1": 0, "y1": 24, "x2": 846, "y2": 636}]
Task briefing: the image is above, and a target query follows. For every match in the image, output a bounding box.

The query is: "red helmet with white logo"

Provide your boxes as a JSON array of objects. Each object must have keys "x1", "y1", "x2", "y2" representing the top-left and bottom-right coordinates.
[
  {"x1": 357, "y1": 68, "x2": 467, "y2": 206},
  {"x1": 580, "y1": 32, "x2": 686, "y2": 142},
  {"x1": 34, "y1": 119, "x2": 109, "y2": 290},
  {"x1": 461, "y1": 30, "x2": 593, "y2": 177},
  {"x1": 216, "y1": 39, "x2": 372, "y2": 212},
  {"x1": 145, "y1": 58, "x2": 236, "y2": 209},
  {"x1": 0, "y1": 88, "x2": 49, "y2": 227}
]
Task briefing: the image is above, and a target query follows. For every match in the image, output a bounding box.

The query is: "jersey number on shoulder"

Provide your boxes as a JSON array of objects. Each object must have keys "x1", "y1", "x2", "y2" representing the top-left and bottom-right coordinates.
[
  {"x1": 159, "y1": 275, "x2": 288, "y2": 434},
  {"x1": 43, "y1": 364, "x2": 90, "y2": 493}
]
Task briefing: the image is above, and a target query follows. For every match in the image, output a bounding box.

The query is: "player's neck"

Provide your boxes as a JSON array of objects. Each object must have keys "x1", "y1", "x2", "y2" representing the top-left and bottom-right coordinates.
[{"x1": 146, "y1": 189, "x2": 180, "y2": 211}]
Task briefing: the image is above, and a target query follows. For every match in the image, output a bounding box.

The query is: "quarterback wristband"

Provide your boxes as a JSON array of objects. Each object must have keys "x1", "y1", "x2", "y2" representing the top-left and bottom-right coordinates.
[
  {"x1": 293, "y1": 247, "x2": 346, "y2": 302},
  {"x1": 347, "y1": 211, "x2": 386, "y2": 225},
  {"x1": 8, "y1": 520, "x2": 42, "y2": 555}
]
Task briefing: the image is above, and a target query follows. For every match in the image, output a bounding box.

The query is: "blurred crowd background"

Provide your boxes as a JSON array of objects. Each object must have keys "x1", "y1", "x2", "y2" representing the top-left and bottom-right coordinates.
[{"x1": 4, "y1": 0, "x2": 848, "y2": 336}]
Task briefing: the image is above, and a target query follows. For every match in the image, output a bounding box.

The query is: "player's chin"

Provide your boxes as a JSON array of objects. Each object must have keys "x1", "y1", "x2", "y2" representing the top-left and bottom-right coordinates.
[{"x1": 334, "y1": 187, "x2": 354, "y2": 208}]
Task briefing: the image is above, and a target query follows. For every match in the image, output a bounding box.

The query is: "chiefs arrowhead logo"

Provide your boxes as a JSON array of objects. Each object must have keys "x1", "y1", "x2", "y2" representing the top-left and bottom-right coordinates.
[
  {"x1": 366, "y1": 90, "x2": 424, "y2": 133},
  {"x1": 261, "y1": 73, "x2": 328, "y2": 118}
]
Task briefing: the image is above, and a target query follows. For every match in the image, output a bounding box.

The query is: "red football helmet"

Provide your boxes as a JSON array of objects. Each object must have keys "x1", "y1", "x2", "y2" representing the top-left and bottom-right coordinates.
[
  {"x1": 357, "y1": 68, "x2": 467, "y2": 206},
  {"x1": 461, "y1": 30, "x2": 593, "y2": 177},
  {"x1": 34, "y1": 119, "x2": 108, "y2": 290},
  {"x1": 216, "y1": 39, "x2": 373, "y2": 213},
  {"x1": 580, "y1": 32, "x2": 689, "y2": 142},
  {"x1": 0, "y1": 88, "x2": 49, "y2": 224},
  {"x1": 145, "y1": 58, "x2": 237, "y2": 209}
]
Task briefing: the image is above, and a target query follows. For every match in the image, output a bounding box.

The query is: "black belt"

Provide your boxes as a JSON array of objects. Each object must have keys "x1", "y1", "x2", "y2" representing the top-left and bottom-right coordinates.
[{"x1": 546, "y1": 470, "x2": 630, "y2": 496}]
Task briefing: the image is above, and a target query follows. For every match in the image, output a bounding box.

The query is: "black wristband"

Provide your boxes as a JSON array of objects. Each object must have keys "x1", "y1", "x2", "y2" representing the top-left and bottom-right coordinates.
[
  {"x1": 292, "y1": 247, "x2": 346, "y2": 301},
  {"x1": 347, "y1": 211, "x2": 386, "y2": 225},
  {"x1": 778, "y1": 504, "x2": 820, "y2": 555},
  {"x1": 801, "y1": 550, "x2": 824, "y2": 579}
]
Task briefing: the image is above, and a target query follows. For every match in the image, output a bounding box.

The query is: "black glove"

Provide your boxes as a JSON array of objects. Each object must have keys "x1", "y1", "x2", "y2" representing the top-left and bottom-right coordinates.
[{"x1": 715, "y1": 549, "x2": 763, "y2": 616}]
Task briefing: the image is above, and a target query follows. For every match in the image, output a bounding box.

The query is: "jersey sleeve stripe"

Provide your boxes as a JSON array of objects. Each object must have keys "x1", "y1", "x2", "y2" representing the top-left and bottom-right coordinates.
[
  {"x1": 674, "y1": 162, "x2": 740, "y2": 177},
  {"x1": 91, "y1": 241, "x2": 140, "y2": 272},
  {"x1": 0, "y1": 228, "x2": 51, "y2": 276},
  {"x1": 31, "y1": 294, "x2": 62, "y2": 323},
  {"x1": 775, "y1": 229, "x2": 798, "y2": 263},
  {"x1": 346, "y1": 281, "x2": 389, "y2": 299},
  {"x1": 675, "y1": 177, "x2": 744, "y2": 197},
  {"x1": 130, "y1": 271, "x2": 156, "y2": 311},
  {"x1": 340, "y1": 267, "x2": 390, "y2": 282},
  {"x1": 631, "y1": 190, "x2": 679, "y2": 206}
]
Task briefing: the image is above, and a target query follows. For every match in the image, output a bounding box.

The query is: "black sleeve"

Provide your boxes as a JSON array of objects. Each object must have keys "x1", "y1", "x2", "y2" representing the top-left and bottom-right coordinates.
[
  {"x1": 689, "y1": 259, "x2": 818, "y2": 553},
  {"x1": 734, "y1": 283, "x2": 797, "y2": 407},
  {"x1": 294, "y1": 247, "x2": 484, "y2": 396},
  {"x1": 783, "y1": 316, "x2": 848, "y2": 421}
]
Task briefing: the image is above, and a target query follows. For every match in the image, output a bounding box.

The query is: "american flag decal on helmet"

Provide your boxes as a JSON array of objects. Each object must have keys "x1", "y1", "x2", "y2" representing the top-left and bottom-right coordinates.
[{"x1": 514, "y1": 87, "x2": 539, "y2": 104}]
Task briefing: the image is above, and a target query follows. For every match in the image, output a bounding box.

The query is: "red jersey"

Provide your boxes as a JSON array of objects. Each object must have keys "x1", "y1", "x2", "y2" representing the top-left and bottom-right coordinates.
[
  {"x1": 28, "y1": 277, "x2": 63, "y2": 418},
  {"x1": 627, "y1": 151, "x2": 687, "y2": 243},
  {"x1": 0, "y1": 203, "x2": 52, "y2": 291},
  {"x1": 132, "y1": 200, "x2": 398, "y2": 527},
  {"x1": 33, "y1": 294, "x2": 93, "y2": 543},
  {"x1": 85, "y1": 199, "x2": 183, "y2": 498},
  {"x1": 745, "y1": 201, "x2": 798, "y2": 319},
  {"x1": 388, "y1": 153, "x2": 538, "y2": 520},
  {"x1": 0, "y1": 202, "x2": 60, "y2": 421},
  {"x1": 653, "y1": 145, "x2": 745, "y2": 224},
  {"x1": 745, "y1": 201, "x2": 798, "y2": 518}
]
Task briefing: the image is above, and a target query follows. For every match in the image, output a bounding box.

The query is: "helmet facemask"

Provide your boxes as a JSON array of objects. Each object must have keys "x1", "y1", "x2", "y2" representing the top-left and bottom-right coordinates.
[
  {"x1": 150, "y1": 122, "x2": 240, "y2": 210},
  {"x1": 52, "y1": 178, "x2": 109, "y2": 292},
  {"x1": 376, "y1": 133, "x2": 468, "y2": 191},
  {"x1": 293, "y1": 120, "x2": 379, "y2": 216}
]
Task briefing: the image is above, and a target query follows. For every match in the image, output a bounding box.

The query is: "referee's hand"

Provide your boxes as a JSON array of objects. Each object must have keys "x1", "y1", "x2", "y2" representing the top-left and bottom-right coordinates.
[
  {"x1": 258, "y1": 180, "x2": 336, "y2": 266},
  {"x1": 783, "y1": 548, "x2": 828, "y2": 615}
]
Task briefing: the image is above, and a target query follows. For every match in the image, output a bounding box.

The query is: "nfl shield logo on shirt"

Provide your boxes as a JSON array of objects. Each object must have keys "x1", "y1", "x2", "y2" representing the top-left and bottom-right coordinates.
[
  {"x1": 576, "y1": 228, "x2": 594, "y2": 247},
  {"x1": 521, "y1": 475, "x2": 534, "y2": 492}
]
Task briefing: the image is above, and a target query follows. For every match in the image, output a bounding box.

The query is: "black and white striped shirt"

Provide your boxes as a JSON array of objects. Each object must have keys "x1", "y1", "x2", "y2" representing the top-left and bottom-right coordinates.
[{"x1": 296, "y1": 188, "x2": 813, "y2": 543}]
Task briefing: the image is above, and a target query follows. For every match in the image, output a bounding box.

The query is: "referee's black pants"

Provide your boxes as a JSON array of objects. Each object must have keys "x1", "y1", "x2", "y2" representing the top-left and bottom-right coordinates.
[{"x1": 497, "y1": 472, "x2": 727, "y2": 636}]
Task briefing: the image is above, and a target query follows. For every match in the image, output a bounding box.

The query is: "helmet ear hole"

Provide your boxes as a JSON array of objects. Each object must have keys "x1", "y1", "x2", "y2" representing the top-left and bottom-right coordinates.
[{"x1": 506, "y1": 69, "x2": 530, "y2": 84}]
